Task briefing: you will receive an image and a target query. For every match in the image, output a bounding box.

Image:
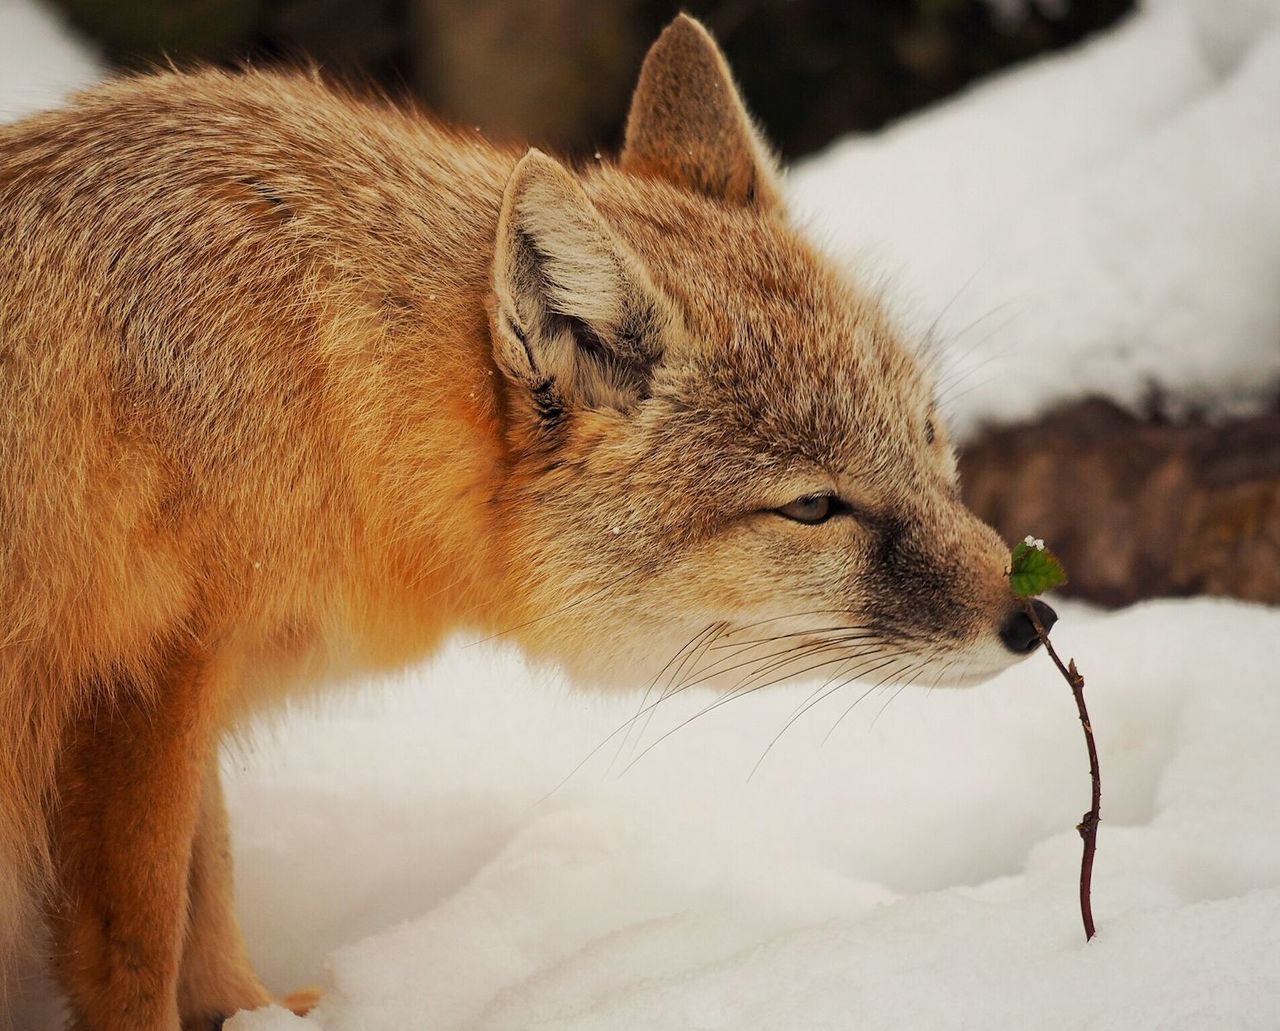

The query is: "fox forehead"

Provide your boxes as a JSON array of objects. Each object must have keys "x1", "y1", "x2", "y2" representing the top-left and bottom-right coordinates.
[{"x1": 588, "y1": 174, "x2": 936, "y2": 491}]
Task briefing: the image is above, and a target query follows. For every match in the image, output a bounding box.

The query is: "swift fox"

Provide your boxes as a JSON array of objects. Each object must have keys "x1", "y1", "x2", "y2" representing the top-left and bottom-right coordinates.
[{"x1": 0, "y1": 15, "x2": 1054, "y2": 1029}]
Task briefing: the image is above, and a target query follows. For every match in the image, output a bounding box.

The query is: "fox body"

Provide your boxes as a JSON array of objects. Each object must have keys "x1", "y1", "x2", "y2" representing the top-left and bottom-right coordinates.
[{"x1": 0, "y1": 17, "x2": 1043, "y2": 1030}]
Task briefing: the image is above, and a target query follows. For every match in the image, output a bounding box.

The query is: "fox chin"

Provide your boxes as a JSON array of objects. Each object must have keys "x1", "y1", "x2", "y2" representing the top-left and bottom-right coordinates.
[{"x1": 0, "y1": 13, "x2": 1052, "y2": 1029}]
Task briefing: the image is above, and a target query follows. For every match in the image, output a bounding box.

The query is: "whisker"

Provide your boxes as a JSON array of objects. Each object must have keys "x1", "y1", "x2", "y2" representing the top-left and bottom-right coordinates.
[
  {"x1": 540, "y1": 635, "x2": 873, "y2": 800},
  {"x1": 933, "y1": 314, "x2": 1022, "y2": 412},
  {"x1": 607, "y1": 622, "x2": 721, "y2": 776},
  {"x1": 921, "y1": 265, "x2": 988, "y2": 364},
  {"x1": 619, "y1": 621, "x2": 728, "y2": 770},
  {"x1": 718, "y1": 611, "x2": 874, "y2": 638},
  {"x1": 746, "y1": 651, "x2": 908, "y2": 781},
  {"x1": 932, "y1": 342, "x2": 1007, "y2": 401},
  {"x1": 936, "y1": 297, "x2": 1022, "y2": 357},
  {"x1": 707, "y1": 626, "x2": 879, "y2": 651},
  {"x1": 928, "y1": 658, "x2": 954, "y2": 697},
  {"x1": 938, "y1": 371, "x2": 1005, "y2": 413},
  {"x1": 777, "y1": 648, "x2": 871, "y2": 729},
  {"x1": 871, "y1": 663, "x2": 929, "y2": 728},
  {"x1": 534, "y1": 624, "x2": 719, "y2": 803},
  {"x1": 467, "y1": 567, "x2": 641, "y2": 646},
  {"x1": 668, "y1": 633, "x2": 864, "y2": 696},
  {"x1": 620, "y1": 645, "x2": 893, "y2": 778},
  {"x1": 711, "y1": 638, "x2": 865, "y2": 696},
  {"x1": 821, "y1": 658, "x2": 921, "y2": 746}
]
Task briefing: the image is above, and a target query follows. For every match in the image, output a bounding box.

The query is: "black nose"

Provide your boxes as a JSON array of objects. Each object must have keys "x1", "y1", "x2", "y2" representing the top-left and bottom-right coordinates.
[{"x1": 999, "y1": 599, "x2": 1058, "y2": 654}]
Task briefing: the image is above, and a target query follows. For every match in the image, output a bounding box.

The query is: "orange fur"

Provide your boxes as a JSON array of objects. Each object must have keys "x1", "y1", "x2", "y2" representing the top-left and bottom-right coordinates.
[{"x1": 0, "y1": 17, "x2": 1026, "y2": 1028}]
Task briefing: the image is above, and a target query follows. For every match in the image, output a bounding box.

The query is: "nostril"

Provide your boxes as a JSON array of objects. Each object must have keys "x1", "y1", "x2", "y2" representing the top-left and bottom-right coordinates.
[
  {"x1": 999, "y1": 599, "x2": 1059, "y2": 654},
  {"x1": 999, "y1": 610, "x2": 1040, "y2": 654}
]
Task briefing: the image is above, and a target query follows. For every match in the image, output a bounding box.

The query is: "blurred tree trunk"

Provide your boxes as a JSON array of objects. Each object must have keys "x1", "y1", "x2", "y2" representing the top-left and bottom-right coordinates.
[
  {"x1": 409, "y1": 0, "x2": 646, "y2": 151},
  {"x1": 960, "y1": 400, "x2": 1280, "y2": 606}
]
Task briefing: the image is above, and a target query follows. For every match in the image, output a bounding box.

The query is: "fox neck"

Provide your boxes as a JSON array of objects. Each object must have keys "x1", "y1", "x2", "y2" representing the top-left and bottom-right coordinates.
[{"x1": 336, "y1": 234, "x2": 528, "y2": 666}]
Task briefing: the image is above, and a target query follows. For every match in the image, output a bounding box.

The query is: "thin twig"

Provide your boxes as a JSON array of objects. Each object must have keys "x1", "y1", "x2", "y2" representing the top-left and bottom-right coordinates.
[{"x1": 1024, "y1": 600, "x2": 1100, "y2": 942}]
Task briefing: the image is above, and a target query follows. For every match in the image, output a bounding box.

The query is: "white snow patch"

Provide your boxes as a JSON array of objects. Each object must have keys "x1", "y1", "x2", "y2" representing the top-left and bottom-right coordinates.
[
  {"x1": 791, "y1": 4, "x2": 1280, "y2": 440},
  {"x1": 0, "y1": 0, "x2": 101, "y2": 123},
  {"x1": 201, "y1": 600, "x2": 1280, "y2": 1029},
  {"x1": 1146, "y1": 0, "x2": 1280, "y2": 70},
  {"x1": 17, "y1": 595, "x2": 1280, "y2": 1029}
]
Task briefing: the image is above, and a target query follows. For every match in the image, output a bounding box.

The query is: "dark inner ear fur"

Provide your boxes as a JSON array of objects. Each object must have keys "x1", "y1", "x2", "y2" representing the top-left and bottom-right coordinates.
[
  {"x1": 493, "y1": 150, "x2": 668, "y2": 416},
  {"x1": 550, "y1": 310, "x2": 657, "y2": 405},
  {"x1": 621, "y1": 14, "x2": 783, "y2": 213}
]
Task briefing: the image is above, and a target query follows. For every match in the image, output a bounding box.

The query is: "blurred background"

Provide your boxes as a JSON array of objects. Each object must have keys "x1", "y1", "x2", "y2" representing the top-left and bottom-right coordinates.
[
  {"x1": 44, "y1": 0, "x2": 1133, "y2": 158},
  {"x1": 13, "y1": 0, "x2": 1280, "y2": 609}
]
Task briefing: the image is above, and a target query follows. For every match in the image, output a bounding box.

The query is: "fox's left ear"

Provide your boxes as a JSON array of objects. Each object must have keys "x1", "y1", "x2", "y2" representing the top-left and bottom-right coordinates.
[
  {"x1": 492, "y1": 149, "x2": 672, "y2": 419},
  {"x1": 621, "y1": 14, "x2": 783, "y2": 214}
]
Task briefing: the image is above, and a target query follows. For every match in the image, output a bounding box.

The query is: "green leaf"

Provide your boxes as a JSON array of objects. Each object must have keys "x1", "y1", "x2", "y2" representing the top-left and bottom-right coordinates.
[{"x1": 1009, "y1": 541, "x2": 1068, "y2": 598}]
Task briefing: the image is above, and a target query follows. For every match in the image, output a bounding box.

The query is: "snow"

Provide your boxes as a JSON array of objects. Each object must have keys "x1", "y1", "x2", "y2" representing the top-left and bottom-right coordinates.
[
  {"x1": 26, "y1": 599, "x2": 1280, "y2": 1029},
  {"x1": 791, "y1": 3, "x2": 1280, "y2": 440},
  {"x1": 4, "y1": 1, "x2": 1280, "y2": 1027},
  {"x1": 224, "y1": 601, "x2": 1280, "y2": 1029},
  {"x1": 0, "y1": 0, "x2": 100, "y2": 123},
  {"x1": 1140, "y1": 0, "x2": 1280, "y2": 69}
]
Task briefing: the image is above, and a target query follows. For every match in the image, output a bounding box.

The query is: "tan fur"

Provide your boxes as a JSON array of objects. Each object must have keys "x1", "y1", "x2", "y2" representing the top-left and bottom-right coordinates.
[{"x1": 0, "y1": 16, "x2": 1023, "y2": 1028}]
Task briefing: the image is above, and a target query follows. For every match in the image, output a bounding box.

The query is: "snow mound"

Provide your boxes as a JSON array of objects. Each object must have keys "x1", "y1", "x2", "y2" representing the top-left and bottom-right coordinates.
[
  {"x1": 1145, "y1": 0, "x2": 1280, "y2": 69},
  {"x1": 208, "y1": 599, "x2": 1280, "y2": 1030},
  {"x1": 791, "y1": 3, "x2": 1280, "y2": 440},
  {"x1": 0, "y1": 0, "x2": 101, "y2": 123}
]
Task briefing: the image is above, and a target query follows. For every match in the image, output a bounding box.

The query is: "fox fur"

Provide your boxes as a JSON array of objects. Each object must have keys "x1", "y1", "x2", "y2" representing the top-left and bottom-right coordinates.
[{"x1": 0, "y1": 15, "x2": 1026, "y2": 1029}]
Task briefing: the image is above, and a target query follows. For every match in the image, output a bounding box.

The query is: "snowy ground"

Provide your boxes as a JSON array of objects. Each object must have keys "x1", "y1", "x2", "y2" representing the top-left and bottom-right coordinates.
[
  {"x1": 23, "y1": 601, "x2": 1280, "y2": 1031},
  {"x1": 792, "y1": 0, "x2": 1280, "y2": 440},
  {"x1": 231, "y1": 601, "x2": 1280, "y2": 1030},
  {"x1": 5, "y1": 1, "x2": 1280, "y2": 1028}
]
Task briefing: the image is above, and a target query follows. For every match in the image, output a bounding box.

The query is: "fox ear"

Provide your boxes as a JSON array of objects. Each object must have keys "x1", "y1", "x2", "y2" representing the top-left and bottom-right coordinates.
[
  {"x1": 493, "y1": 149, "x2": 669, "y2": 417},
  {"x1": 621, "y1": 14, "x2": 782, "y2": 214}
]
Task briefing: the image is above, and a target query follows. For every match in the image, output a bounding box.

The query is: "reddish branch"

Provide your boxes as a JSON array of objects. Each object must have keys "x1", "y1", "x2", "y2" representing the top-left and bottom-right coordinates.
[{"x1": 1024, "y1": 600, "x2": 1100, "y2": 941}]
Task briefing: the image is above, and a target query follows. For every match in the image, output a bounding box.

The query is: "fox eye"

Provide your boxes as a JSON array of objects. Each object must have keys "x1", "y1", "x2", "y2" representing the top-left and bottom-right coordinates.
[
  {"x1": 776, "y1": 494, "x2": 837, "y2": 525},
  {"x1": 925, "y1": 418, "x2": 936, "y2": 445}
]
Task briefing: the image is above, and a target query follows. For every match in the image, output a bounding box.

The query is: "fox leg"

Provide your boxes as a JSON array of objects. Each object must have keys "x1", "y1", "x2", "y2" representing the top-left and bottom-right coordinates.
[
  {"x1": 47, "y1": 653, "x2": 225, "y2": 1031},
  {"x1": 177, "y1": 760, "x2": 271, "y2": 1031}
]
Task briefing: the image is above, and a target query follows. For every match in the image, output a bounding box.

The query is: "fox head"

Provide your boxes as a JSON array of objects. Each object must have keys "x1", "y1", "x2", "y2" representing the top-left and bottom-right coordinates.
[{"x1": 488, "y1": 15, "x2": 1053, "y2": 694}]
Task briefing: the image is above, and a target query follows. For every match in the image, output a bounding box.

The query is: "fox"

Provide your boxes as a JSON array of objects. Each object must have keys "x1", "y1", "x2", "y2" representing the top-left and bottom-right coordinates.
[{"x1": 0, "y1": 13, "x2": 1057, "y2": 1030}]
